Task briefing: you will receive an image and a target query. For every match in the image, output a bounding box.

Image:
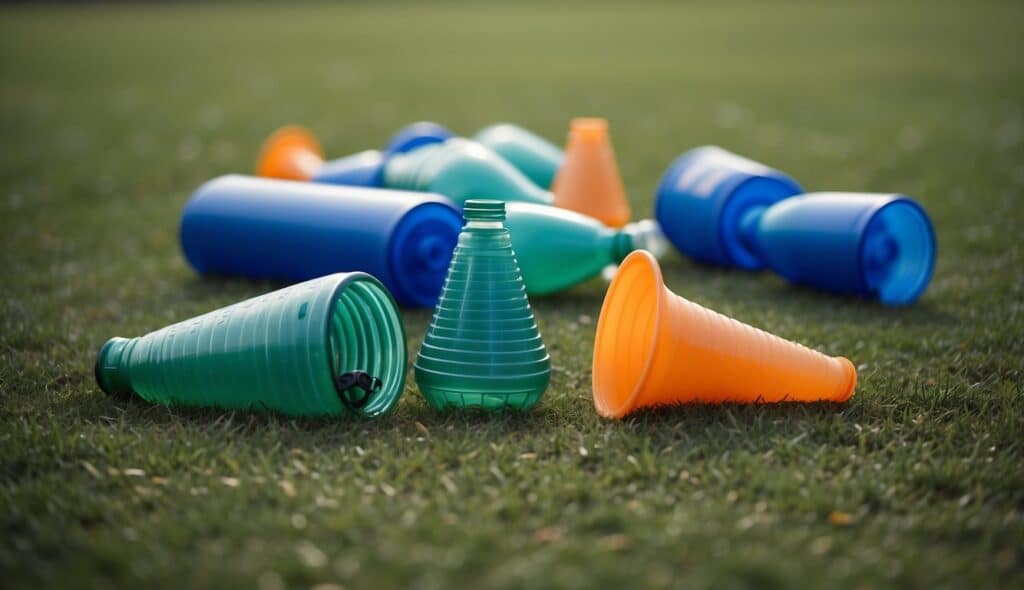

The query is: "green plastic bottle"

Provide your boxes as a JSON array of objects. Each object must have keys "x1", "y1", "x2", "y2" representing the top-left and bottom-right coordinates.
[
  {"x1": 504, "y1": 202, "x2": 667, "y2": 296},
  {"x1": 383, "y1": 139, "x2": 554, "y2": 208},
  {"x1": 94, "y1": 273, "x2": 407, "y2": 418},
  {"x1": 414, "y1": 200, "x2": 550, "y2": 410},
  {"x1": 473, "y1": 124, "x2": 565, "y2": 190}
]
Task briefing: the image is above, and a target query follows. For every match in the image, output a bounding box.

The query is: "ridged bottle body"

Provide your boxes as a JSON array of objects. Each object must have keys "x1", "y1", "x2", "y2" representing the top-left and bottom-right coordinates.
[
  {"x1": 415, "y1": 201, "x2": 550, "y2": 410},
  {"x1": 94, "y1": 273, "x2": 408, "y2": 418},
  {"x1": 383, "y1": 139, "x2": 554, "y2": 208}
]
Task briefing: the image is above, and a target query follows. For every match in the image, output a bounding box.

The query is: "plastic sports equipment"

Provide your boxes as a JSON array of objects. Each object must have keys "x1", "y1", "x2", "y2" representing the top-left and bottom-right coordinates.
[
  {"x1": 504, "y1": 202, "x2": 666, "y2": 295},
  {"x1": 380, "y1": 139, "x2": 554, "y2": 208},
  {"x1": 415, "y1": 200, "x2": 550, "y2": 410},
  {"x1": 95, "y1": 273, "x2": 407, "y2": 418},
  {"x1": 180, "y1": 175, "x2": 462, "y2": 308},
  {"x1": 591, "y1": 250, "x2": 857, "y2": 418},
  {"x1": 473, "y1": 123, "x2": 564, "y2": 189},
  {"x1": 255, "y1": 122, "x2": 455, "y2": 184},
  {"x1": 255, "y1": 121, "x2": 562, "y2": 193},
  {"x1": 254, "y1": 125, "x2": 324, "y2": 180},
  {"x1": 655, "y1": 146, "x2": 937, "y2": 305},
  {"x1": 551, "y1": 118, "x2": 631, "y2": 227}
]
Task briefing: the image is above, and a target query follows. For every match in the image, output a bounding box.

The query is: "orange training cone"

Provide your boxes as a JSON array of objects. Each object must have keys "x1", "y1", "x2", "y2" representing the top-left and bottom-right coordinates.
[
  {"x1": 255, "y1": 125, "x2": 324, "y2": 180},
  {"x1": 591, "y1": 250, "x2": 856, "y2": 418},
  {"x1": 551, "y1": 117, "x2": 631, "y2": 228}
]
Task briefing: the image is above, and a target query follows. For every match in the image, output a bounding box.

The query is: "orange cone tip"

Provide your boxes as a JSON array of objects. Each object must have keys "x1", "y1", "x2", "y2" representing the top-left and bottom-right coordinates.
[
  {"x1": 255, "y1": 125, "x2": 324, "y2": 180},
  {"x1": 551, "y1": 117, "x2": 632, "y2": 228}
]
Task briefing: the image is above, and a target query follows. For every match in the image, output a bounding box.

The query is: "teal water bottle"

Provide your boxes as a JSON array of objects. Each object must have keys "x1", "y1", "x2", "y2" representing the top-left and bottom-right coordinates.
[
  {"x1": 473, "y1": 123, "x2": 564, "y2": 189},
  {"x1": 504, "y1": 202, "x2": 667, "y2": 296},
  {"x1": 383, "y1": 139, "x2": 554, "y2": 208},
  {"x1": 414, "y1": 200, "x2": 550, "y2": 410},
  {"x1": 310, "y1": 137, "x2": 555, "y2": 208},
  {"x1": 95, "y1": 273, "x2": 407, "y2": 418}
]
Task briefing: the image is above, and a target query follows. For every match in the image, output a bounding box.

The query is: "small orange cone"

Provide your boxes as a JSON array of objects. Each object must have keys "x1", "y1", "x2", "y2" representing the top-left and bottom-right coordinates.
[
  {"x1": 551, "y1": 118, "x2": 631, "y2": 227},
  {"x1": 255, "y1": 125, "x2": 324, "y2": 180},
  {"x1": 592, "y1": 250, "x2": 856, "y2": 418}
]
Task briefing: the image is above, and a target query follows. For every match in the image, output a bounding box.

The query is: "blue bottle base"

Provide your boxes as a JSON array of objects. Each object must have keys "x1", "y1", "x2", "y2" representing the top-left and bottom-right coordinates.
[{"x1": 860, "y1": 198, "x2": 936, "y2": 306}]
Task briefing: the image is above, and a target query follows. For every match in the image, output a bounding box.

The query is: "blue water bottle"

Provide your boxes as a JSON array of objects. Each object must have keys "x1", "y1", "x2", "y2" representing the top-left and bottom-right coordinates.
[
  {"x1": 655, "y1": 146, "x2": 937, "y2": 305},
  {"x1": 180, "y1": 175, "x2": 463, "y2": 308}
]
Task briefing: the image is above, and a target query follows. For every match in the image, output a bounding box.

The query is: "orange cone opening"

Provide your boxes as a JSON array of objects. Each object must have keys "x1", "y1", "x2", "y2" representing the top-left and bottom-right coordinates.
[
  {"x1": 592, "y1": 251, "x2": 857, "y2": 418},
  {"x1": 591, "y1": 248, "x2": 663, "y2": 417},
  {"x1": 255, "y1": 125, "x2": 324, "y2": 180},
  {"x1": 551, "y1": 117, "x2": 631, "y2": 227}
]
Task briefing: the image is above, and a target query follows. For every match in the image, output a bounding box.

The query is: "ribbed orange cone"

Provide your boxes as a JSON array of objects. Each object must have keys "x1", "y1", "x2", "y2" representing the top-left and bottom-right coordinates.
[
  {"x1": 592, "y1": 250, "x2": 857, "y2": 418},
  {"x1": 255, "y1": 125, "x2": 324, "y2": 180},
  {"x1": 551, "y1": 118, "x2": 631, "y2": 227}
]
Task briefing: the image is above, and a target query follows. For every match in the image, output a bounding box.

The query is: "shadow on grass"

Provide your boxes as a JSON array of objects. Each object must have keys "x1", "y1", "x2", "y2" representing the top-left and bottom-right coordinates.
[
  {"x1": 88, "y1": 389, "x2": 869, "y2": 460},
  {"x1": 83, "y1": 263, "x2": 952, "y2": 456},
  {"x1": 614, "y1": 400, "x2": 856, "y2": 449}
]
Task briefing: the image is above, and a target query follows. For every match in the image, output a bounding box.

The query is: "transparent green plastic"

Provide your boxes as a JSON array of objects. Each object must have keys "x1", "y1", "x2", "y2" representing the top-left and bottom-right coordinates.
[
  {"x1": 473, "y1": 124, "x2": 564, "y2": 189},
  {"x1": 383, "y1": 139, "x2": 554, "y2": 208},
  {"x1": 504, "y1": 202, "x2": 667, "y2": 296},
  {"x1": 95, "y1": 273, "x2": 407, "y2": 418},
  {"x1": 414, "y1": 200, "x2": 550, "y2": 410}
]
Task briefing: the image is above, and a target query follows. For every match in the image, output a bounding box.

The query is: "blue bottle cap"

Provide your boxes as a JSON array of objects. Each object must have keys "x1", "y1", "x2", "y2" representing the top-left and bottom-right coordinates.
[
  {"x1": 387, "y1": 200, "x2": 463, "y2": 307},
  {"x1": 313, "y1": 150, "x2": 386, "y2": 187},
  {"x1": 859, "y1": 197, "x2": 936, "y2": 305},
  {"x1": 383, "y1": 121, "x2": 455, "y2": 156}
]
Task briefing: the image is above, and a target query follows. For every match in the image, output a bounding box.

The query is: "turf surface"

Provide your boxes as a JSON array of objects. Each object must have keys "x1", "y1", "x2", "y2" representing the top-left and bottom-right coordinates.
[{"x1": 2, "y1": 1, "x2": 1023, "y2": 588}]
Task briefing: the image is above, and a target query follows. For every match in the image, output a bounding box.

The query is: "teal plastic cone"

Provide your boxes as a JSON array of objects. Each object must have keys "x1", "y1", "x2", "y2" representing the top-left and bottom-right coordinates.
[
  {"x1": 95, "y1": 273, "x2": 407, "y2": 418},
  {"x1": 414, "y1": 200, "x2": 550, "y2": 410}
]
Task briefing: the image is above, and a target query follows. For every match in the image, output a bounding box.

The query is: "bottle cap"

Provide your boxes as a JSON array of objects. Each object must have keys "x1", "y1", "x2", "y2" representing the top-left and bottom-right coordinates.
[{"x1": 463, "y1": 199, "x2": 506, "y2": 222}]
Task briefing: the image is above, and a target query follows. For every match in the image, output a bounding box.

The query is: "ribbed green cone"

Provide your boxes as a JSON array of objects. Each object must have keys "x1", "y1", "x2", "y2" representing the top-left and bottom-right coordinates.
[
  {"x1": 94, "y1": 273, "x2": 407, "y2": 418},
  {"x1": 414, "y1": 199, "x2": 551, "y2": 410}
]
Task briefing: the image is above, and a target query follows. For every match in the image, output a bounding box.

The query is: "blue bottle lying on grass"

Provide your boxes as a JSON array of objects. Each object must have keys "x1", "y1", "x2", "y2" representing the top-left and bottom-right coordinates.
[
  {"x1": 180, "y1": 175, "x2": 462, "y2": 308},
  {"x1": 655, "y1": 146, "x2": 937, "y2": 305}
]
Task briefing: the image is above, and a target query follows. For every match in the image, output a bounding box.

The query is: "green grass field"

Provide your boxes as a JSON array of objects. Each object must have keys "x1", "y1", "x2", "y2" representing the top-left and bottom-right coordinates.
[{"x1": 2, "y1": 1, "x2": 1023, "y2": 588}]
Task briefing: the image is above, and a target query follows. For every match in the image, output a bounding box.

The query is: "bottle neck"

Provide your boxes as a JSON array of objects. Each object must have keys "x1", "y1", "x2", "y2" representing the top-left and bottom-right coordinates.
[
  {"x1": 608, "y1": 231, "x2": 634, "y2": 263},
  {"x1": 381, "y1": 143, "x2": 442, "y2": 190},
  {"x1": 738, "y1": 205, "x2": 768, "y2": 252},
  {"x1": 620, "y1": 219, "x2": 668, "y2": 260},
  {"x1": 465, "y1": 220, "x2": 505, "y2": 229},
  {"x1": 95, "y1": 337, "x2": 136, "y2": 398}
]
